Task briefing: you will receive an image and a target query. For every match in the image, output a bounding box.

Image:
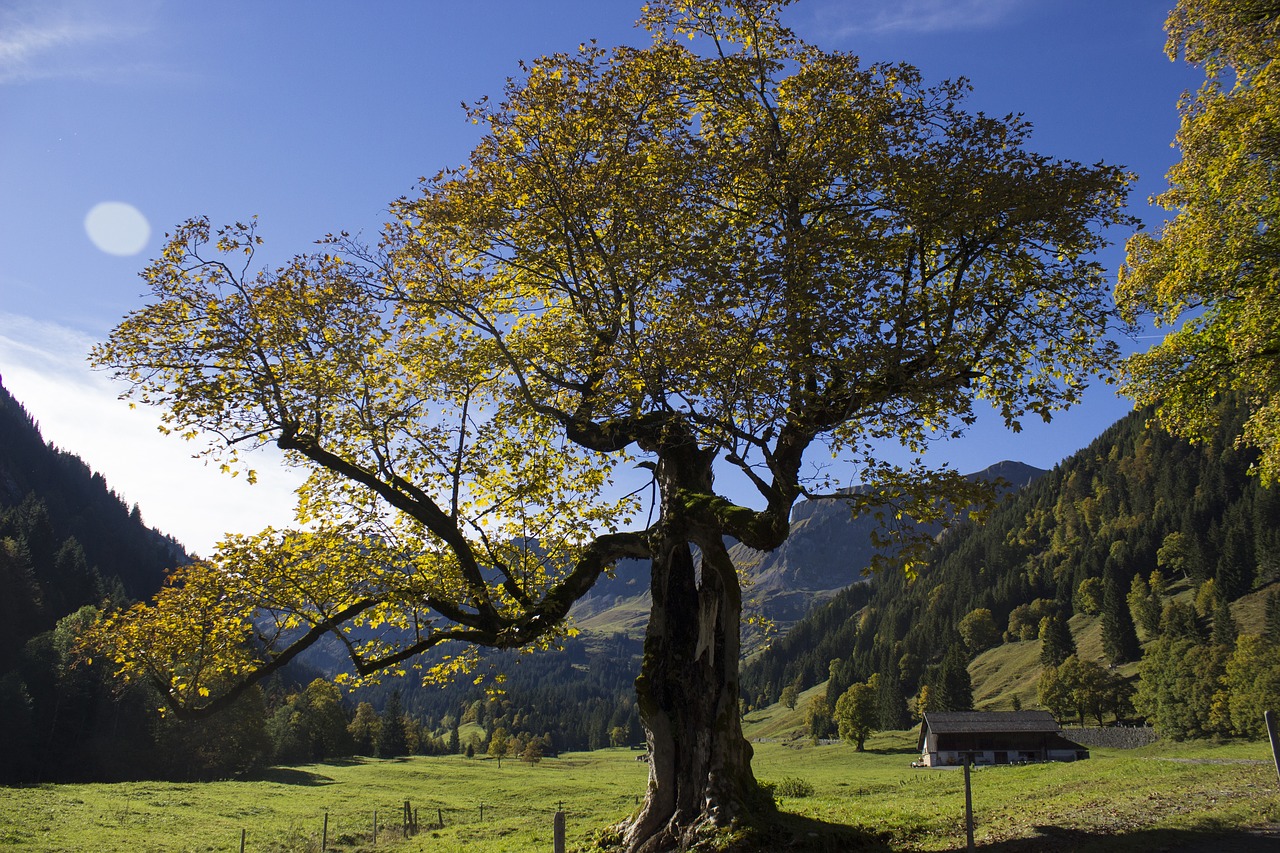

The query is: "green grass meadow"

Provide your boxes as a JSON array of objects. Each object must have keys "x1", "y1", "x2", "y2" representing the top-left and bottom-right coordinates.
[
  {"x1": 3, "y1": 732, "x2": 1278, "y2": 852},
  {"x1": 7, "y1": 593, "x2": 1280, "y2": 852}
]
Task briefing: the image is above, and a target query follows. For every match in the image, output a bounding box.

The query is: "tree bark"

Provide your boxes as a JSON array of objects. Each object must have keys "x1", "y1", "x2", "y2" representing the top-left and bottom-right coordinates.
[{"x1": 624, "y1": 445, "x2": 772, "y2": 852}]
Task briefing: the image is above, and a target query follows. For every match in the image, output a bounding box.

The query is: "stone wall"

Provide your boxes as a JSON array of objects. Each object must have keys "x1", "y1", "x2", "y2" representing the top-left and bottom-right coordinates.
[{"x1": 1062, "y1": 726, "x2": 1159, "y2": 749}]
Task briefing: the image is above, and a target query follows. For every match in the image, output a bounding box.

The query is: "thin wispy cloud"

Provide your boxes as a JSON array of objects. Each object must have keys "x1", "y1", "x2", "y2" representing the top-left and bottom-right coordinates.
[
  {"x1": 811, "y1": 0, "x2": 1028, "y2": 38},
  {"x1": 0, "y1": 0, "x2": 151, "y2": 85}
]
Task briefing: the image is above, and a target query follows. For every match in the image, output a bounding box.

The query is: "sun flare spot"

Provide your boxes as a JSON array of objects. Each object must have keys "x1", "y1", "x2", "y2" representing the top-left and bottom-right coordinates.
[{"x1": 85, "y1": 201, "x2": 151, "y2": 256}]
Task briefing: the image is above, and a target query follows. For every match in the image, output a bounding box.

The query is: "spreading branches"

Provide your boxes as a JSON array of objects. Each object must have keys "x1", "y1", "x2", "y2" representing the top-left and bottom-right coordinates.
[{"x1": 89, "y1": 0, "x2": 1131, "y2": 719}]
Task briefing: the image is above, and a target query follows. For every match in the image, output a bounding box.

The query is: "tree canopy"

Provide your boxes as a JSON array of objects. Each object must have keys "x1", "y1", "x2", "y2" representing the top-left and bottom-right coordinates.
[
  {"x1": 1117, "y1": 0, "x2": 1280, "y2": 483},
  {"x1": 90, "y1": 1, "x2": 1131, "y2": 847}
]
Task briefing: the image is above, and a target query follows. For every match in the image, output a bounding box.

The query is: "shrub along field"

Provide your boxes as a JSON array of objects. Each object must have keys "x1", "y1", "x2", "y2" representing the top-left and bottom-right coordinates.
[{"x1": 2, "y1": 731, "x2": 1278, "y2": 852}]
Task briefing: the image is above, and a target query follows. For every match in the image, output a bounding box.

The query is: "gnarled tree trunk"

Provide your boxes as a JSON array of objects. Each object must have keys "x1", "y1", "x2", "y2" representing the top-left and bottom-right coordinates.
[{"x1": 624, "y1": 446, "x2": 773, "y2": 852}]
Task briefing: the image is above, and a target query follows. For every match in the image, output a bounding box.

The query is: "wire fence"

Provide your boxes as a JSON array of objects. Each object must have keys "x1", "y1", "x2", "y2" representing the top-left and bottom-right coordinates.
[{"x1": 232, "y1": 797, "x2": 573, "y2": 852}]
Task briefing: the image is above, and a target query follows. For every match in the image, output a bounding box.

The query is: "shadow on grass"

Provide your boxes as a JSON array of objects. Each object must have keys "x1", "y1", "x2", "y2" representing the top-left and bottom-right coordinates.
[
  {"x1": 743, "y1": 812, "x2": 894, "y2": 851},
  {"x1": 854, "y1": 747, "x2": 915, "y2": 757},
  {"x1": 250, "y1": 767, "x2": 336, "y2": 786},
  {"x1": 975, "y1": 823, "x2": 1280, "y2": 852},
  {"x1": 317, "y1": 756, "x2": 366, "y2": 767}
]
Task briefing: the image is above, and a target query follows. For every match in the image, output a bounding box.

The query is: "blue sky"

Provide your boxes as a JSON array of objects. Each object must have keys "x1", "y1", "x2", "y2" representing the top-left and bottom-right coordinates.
[{"x1": 0, "y1": 0, "x2": 1202, "y2": 554}]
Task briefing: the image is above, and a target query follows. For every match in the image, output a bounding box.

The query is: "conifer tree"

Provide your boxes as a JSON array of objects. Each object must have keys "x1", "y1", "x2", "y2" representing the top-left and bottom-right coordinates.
[
  {"x1": 875, "y1": 669, "x2": 911, "y2": 731},
  {"x1": 375, "y1": 690, "x2": 409, "y2": 758},
  {"x1": 1161, "y1": 599, "x2": 1205, "y2": 641},
  {"x1": 1101, "y1": 570, "x2": 1142, "y2": 665},
  {"x1": 1127, "y1": 574, "x2": 1161, "y2": 639},
  {"x1": 448, "y1": 720, "x2": 461, "y2": 755},
  {"x1": 1211, "y1": 597, "x2": 1237, "y2": 648},
  {"x1": 1217, "y1": 522, "x2": 1255, "y2": 601},
  {"x1": 1265, "y1": 590, "x2": 1280, "y2": 639},
  {"x1": 935, "y1": 643, "x2": 974, "y2": 712},
  {"x1": 1039, "y1": 614, "x2": 1077, "y2": 667}
]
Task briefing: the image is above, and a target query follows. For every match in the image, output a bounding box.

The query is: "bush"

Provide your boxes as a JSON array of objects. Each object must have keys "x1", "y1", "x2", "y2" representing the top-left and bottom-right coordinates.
[{"x1": 771, "y1": 776, "x2": 814, "y2": 798}]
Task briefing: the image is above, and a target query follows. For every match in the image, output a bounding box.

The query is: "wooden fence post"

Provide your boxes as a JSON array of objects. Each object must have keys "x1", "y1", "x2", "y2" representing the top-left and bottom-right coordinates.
[
  {"x1": 963, "y1": 753, "x2": 975, "y2": 853},
  {"x1": 554, "y1": 809, "x2": 566, "y2": 853},
  {"x1": 240, "y1": 828, "x2": 246, "y2": 853},
  {"x1": 322, "y1": 812, "x2": 328, "y2": 852},
  {"x1": 1266, "y1": 710, "x2": 1280, "y2": 787}
]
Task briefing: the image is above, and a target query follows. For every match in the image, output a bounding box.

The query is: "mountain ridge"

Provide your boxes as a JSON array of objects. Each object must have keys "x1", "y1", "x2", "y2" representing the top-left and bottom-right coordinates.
[
  {"x1": 0, "y1": 377, "x2": 186, "y2": 603},
  {"x1": 571, "y1": 460, "x2": 1048, "y2": 637}
]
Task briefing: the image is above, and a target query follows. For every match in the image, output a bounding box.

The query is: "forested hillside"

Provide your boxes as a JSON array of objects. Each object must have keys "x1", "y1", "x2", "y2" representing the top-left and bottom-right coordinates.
[
  {"x1": 0, "y1": 378, "x2": 200, "y2": 782},
  {"x1": 741, "y1": 399, "x2": 1280, "y2": 723},
  {"x1": 0, "y1": 381, "x2": 185, "y2": 601},
  {"x1": 0, "y1": 379, "x2": 187, "y2": 665}
]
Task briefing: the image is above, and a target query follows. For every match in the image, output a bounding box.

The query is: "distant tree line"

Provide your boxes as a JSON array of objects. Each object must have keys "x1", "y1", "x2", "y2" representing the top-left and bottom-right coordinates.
[{"x1": 347, "y1": 631, "x2": 645, "y2": 753}]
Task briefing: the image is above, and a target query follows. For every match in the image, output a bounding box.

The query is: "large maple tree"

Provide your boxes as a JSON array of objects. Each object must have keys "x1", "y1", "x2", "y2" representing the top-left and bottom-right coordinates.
[{"x1": 92, "y1": 2, "x2": 1131, "y2": 848}]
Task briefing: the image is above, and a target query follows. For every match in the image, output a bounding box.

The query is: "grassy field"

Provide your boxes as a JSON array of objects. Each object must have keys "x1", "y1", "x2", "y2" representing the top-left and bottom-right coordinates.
[
  {"x1": 3, "y1": 732, "x2": 1278, "y2": 852},
  {"x1": 9, "y1": 584, "x2": 1279, "y2": 853}
]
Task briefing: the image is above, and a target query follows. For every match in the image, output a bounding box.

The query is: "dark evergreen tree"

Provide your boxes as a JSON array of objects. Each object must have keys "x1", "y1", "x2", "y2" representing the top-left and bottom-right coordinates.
[
  {"x1": 47, "y1": 538, "x2": 102, "y2": 620},
  {"x1": 1211, "y1": 597, "x2": 1237, "y2": 648},
  {"x1": 824, "y1": 658, "x2": 856, "y2": 708},
  {"x1": 935, "y1": 643, "x2": 973, "y2": 712},
  {"x1": 1161, "y1": 599, "x2": 1205, "y2": 640},
  {"x1": 375, "y1": 690, "x2": 409, "y2": 758},
  {"x1": 448, "y1": 719, "x2": 461, "y2": 754},
  {"x1": 0, "y1": 539, "x2": 44, "y2": 674},
  {"x1": 1100, "y1": 569, "x2": 1142, "y2": 665},
  {"x1": 1127, "y1": 573, "x2": 1161, "y2": 639},
  {"x1": 1038, "y1": 614, "x2": 1076, "y2": 667},
  {"x1": 874, "y1": 669, "x2": 910, "y2": 730},
  {"x1": 1217, "y1": 519, "x2": 1255, "y2": 601},
  {"x1": 1265, "y1": 590, "x2": 1280, "y2": 639},
  {"x1": 0, "y1": 672, "x2": 35, "y2": 783}
]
